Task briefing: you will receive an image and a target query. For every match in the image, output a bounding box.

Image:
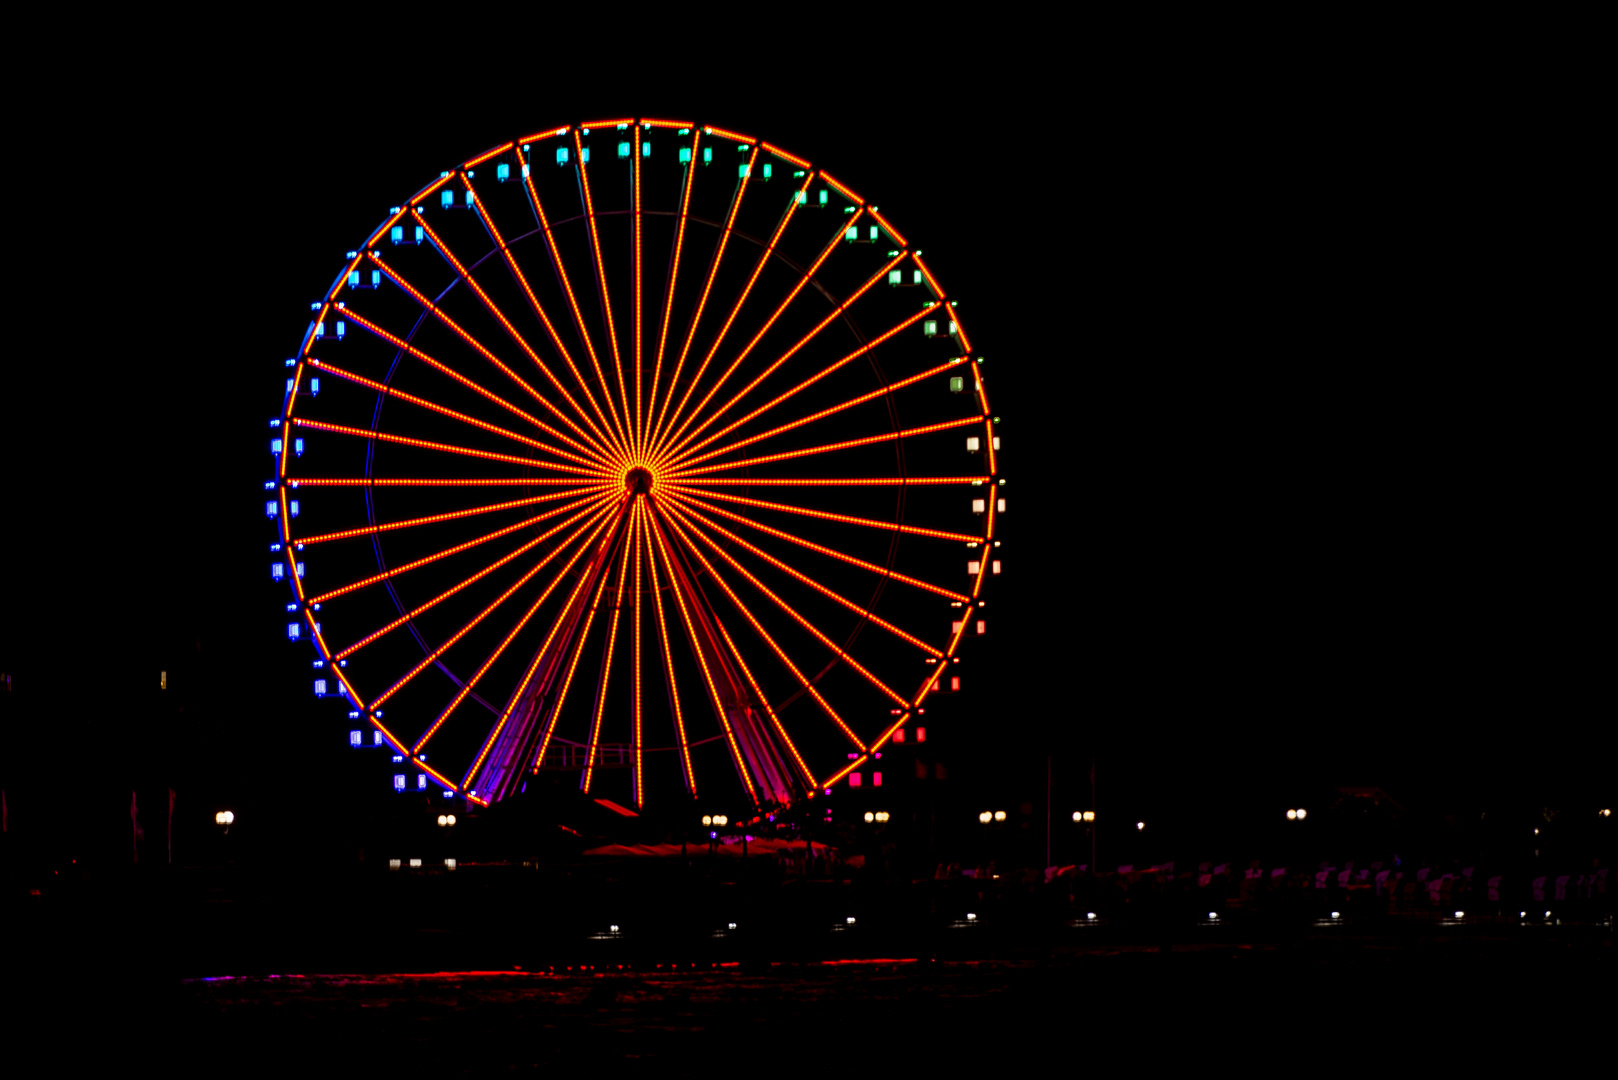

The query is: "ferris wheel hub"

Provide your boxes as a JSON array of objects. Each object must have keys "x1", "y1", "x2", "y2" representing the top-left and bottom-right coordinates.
[{"x1": 625, "y1": 466, "x2": 654, "y2": 496}]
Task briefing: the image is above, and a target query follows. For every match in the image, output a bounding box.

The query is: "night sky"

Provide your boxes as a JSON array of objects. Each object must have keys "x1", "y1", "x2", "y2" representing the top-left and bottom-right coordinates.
[{"x1": 5, "y1": 27, "x2": 1606, "y2": 868}]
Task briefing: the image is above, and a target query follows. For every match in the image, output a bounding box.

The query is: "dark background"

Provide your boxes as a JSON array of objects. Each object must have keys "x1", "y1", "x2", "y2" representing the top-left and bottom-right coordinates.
[{"x1": 3, "y1": 19, "x2": 1606, "y2": 875}]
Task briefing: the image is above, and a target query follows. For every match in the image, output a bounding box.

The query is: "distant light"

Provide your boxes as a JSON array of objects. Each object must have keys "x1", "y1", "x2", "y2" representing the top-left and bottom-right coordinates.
[
  {"x1": 979, "y1": 811, "x2": 992, "y2": 824},
  {"x1": 1073, "y1": 811, "x2": 1083, "y2": 823},
  {"x1": 1083, "y1": 811, "x2": 1095, "y2": 822},
  {"x1": 846, "y1": 917, "x2": 856, "y2": 924},
  {"x1": 702, "y1": 815, "x2": 712, "y2": 826},
  {"x1": 389, "y1": 859, "x2": 401, "y2": 870},
  {"x1": 409, "y1": 858, "x2": 422, "y2": 868},
  {"x1": 1287, "y1": 809, "x2": 1298, "y2": 820},
  {"x1": 1136, "y1": 821, "x2": 1145, "y2": 831},
  {"x1": 444, "y1": 859, "x2": 456, "y2": 870},
  {"x1": 728, "y1": 923, "x2": 737, "y2": 930},
  {"x1": 1087, "y1": 912, "x2": 1096, "y2": 920},
  {"x1": 1454, "y1": 911, "x2": 1464, "y2": 918},
  {"x1": 1534, "y1": 828, "x2": 1539, "y2": 835},
  {"x1": 864, "y1": 812, "x2": 875, "y2": 823},
  {"x1": 966, "y1": 913, "x2": 977, "y2": 921},
  {"x1": 875, "y1": 811, "x2": 890, "y2": 823},
  {"x1": 1601, "y1": 809, "x2": 1612, "y2": 817},
  {"x1": 1296, "y1": 808, "x2": 1308, "y2": 820},
  {"x1": 214, "y1": 810, "x2": 235, "y2": 826},
  {"x1": 159, "y1": 671, "x2": 167, "y2": 690},
  {"x1": 446, "y1": 814, "x2": 455, "y2": 826},
  {"x1": 993, "y1": 810, "x2": 1006, "y2": 822},
  {"x1": 1330, "y1": 911, "x2": 1340, "y2": 919},
  {"x1": 610, "y1": 925, "x2": 620, "y2": 933},
  {"x1": 713, "y1": 814, "x2": 728, "y2": 826},
  {"x1": 437, "y1": 815, "x2": 448, "y2": 826}
]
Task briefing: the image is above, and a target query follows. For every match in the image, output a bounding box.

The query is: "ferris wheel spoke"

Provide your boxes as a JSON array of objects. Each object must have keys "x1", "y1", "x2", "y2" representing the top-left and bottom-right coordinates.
[
  {"x1": 668, "y1": 415, "x2": 981, "y2": 479},
  {"x1": 517, "y1": 157, "x2": 635, "y2": 459},
  {"x1": 644, "y1": 127, "x2": 701, "y2": 465},
  {"x1": 672, "y1": 299, "x2": 934, "y2": 466},
  {"x1": 463, "y1": 498, "x2": 634, "y2": 791},
  {"x1": 406, "y1": 208, "x2": 629, "y2": 463},
  {"x1": 460, "y1": 168, "x2": 632, "y2": 466},
  {"x1": 307, "y1": 359, "x2": 608, "y2": 470},
  {"x1": 657, "y1": 489, "x2": 970, "y2": 600},
  {"x1": 290, "y1": 418, "x2": 608, "y2": 477},
  {"x1": 660, "y1": 500, "x2": 908, "y2": 710},
  {"x1": 580, "y1": 493, "x2": 640, "y2": 794},
  {"x1": 632, "y1": 128, "x2": 645, "y2": 459},
  {"x1": 346, "y1": 267, "x2": 618, "y2": 469},
  {"x1": 640, "y1": 499, "x2": 696, "y2": 795},
  {"x1": 654, "y1": 501, "x2": 870, "y2": 752},
  {"x1": 293, "y1": 478, "x2": 593, "y2": 488},
  {"x1": 311, "y1": 488, "x2": 612, "y2": 607},
  {"x1": 664, "y1": 356, "x2": 968, "y2": 475},
  {"x1": 335, "y1": 493, "x2": 618, "y2": 662},
  {"x1": 644, "y1": 502, "x2": 760, "y2": 805},
  {"x1": 293, "y1": 480, "x2": 612, "y2": 549},
  {"x1": 333, "y1": 305, "x2": 608, "y2": 464},
  {"x1": 571, "y1": 131, "x2": 636, "y2": 459},
  {"x1": 662, "y1": 250, "x2": 908, "y2": 464},
  {"x1": 651, "y1": 163, "x2": 807, "y2": 462},
  {"x1": 370, "y1": 496, "x2": 623, "y2": 711},
  {"x1": 651, "y1": 201, "x2": 865, "y2": 464},
  {"x1": 646, "y1": 143, "x2": 760, "y2": 456},
  {"x1": 662, "y1": 483, "x2": 979, "y2": 545},
  {"x1": 661, "y1": 493, "x2": 942, "y2": 658},
  {"x1": 630, "y1": 501, "x2": 645, "y2": 805}
]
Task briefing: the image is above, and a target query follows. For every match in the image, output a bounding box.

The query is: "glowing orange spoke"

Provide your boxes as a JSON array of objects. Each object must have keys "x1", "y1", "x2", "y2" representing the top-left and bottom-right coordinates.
[
  {"x1": 298, "y1": 487, "x2": 608, "y2": 547},
  {"x1": 408, "y1": 208, "x2": 627, "y2": 462},
  {"x1": 290, "y1": 418, "x2": 606, "y2": 477},
  {"x1": 633, "y1": 126, "x2": 644, "y2": 458},
  {"x1": 656, "y1": 488, "x2": 969, "y2": 601},
  {"x1": 294, "y1": 478, "x2": 592, "y2": 488},
  {"x1": 670, "y1": 415, "x2": 981, "y2": 478},
  {"x1": 646, "y1": 129, "x2": 701, "y2": 458},
  {"x1": 662, "y1": 240, "x2": 895, "y2": 462},
  {"x1": 582, "y1": 497, "x2": 639, "y2": 793},
  {"x1": 662, "y1": 493, "x2": 941, "y2": 657},
  {"x1": 662, "y1": 476, "x2": 990, "y2": 488},
  {"x1": 519, "y1": 148, "x2": 631, "y2": 456},
  {"x1": 423, "y1": 498, "x2": 630, "y2": 765},
  {"x1": 631, "y1": 501, "x2": 645, "y2": 805},
  {"x1": 661, "y1": 502, "x2": 907, "y2": 709},
  {"x1": 642, "y1": 499, "x2": 694, "y2": 795},
  {"x1": 528, "y1": 512, "x2": 626, "y2": 777},
  {"x1": 338, "y1": 494, "x2": 617, "y2": 663},
  {"x1": 662, "y1": 484, "x2": 978, "y2": 544},
  {"x1": 645, "y1": 503, "x2": 758, "y2": 804},
  {"x1": 461, "y1": 170, "x2": 627, "y2": 463},
  {"x1": 665, "y1": 357, "x2": 966, "y2": 475},
  {"x1": 656, "y1": 501, "x2": 868, "y2": 751},
  {"x1": 647, "y1": 143, "x2": 758, "y2": 453},
  {"x1": 572, "y1": 131, "x2": 635, "y2": 457},
  {"x1": 371, "y1": 497, "x2": 621, "y2": 710},
  {"x1": 308, "y1": 488, "x2": 609, "y2": 602},
  {"x1": 368, "y1": 259, "x2": 624, "y2": 469},
  {"x1": 336, "y1": 304, "x2": 608, "y2": 465},
  {"x1": 653, "y1": 147, "x2": 794, "y2": 458},
  {"x1": 670, "y1": 297, "x2": 930, "y2": 465},
  {"x1": 309, "y1": 359, "x2": 606, "y2": 470}
]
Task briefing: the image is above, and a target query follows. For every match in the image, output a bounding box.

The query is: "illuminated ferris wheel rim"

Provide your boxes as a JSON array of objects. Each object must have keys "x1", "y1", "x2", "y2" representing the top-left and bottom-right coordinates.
[{"x1": 271, "y1": 118, "x2": 1003, "y2": 810}]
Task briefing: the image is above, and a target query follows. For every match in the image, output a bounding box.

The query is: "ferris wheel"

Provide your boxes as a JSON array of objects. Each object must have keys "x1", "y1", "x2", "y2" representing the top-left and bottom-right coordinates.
[{"x1": 269, "y1": 118, "x2": 1004, "y2": 811}]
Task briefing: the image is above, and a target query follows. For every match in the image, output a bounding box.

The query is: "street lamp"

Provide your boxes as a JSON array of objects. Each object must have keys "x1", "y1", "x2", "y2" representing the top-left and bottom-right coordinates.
[
  {"x1": 993, "y1": 810, "x2": 1006, "y2": 822},
  {"x1": 1287, "y1": 808, "x2": 1308, "y2": 821},
  {"x1": 1135, "y1": 821, "x2": 1145, "y2": 831},
  {"x1": 864, "y1": 811, "x2": 875, "y2": 823},
  {"x1": 214, "y1": 810, "x2": 235, "y2": 826},
  {"x1": 979, "y1": 811, "x2": 992, "y2": 824},
  {"x1": 437, "y1": 814, "x2": 456, "y2": 827},
  {"x1": 874, "y1": 811, "x2": 890, "y2": 823}
]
